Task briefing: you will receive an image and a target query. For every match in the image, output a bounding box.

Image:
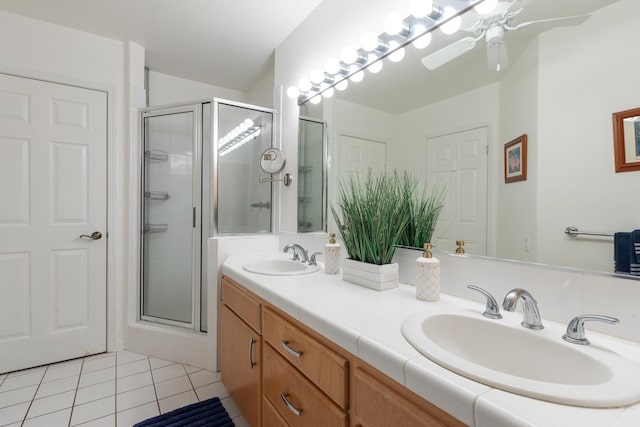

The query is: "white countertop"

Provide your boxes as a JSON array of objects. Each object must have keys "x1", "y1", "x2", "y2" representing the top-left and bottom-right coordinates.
[{"x1": 222, "y1": 252, "x2": 640, "y2": 427}]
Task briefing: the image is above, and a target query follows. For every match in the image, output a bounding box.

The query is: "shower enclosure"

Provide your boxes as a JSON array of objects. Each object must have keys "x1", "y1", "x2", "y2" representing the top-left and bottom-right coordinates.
[{"x1": 140, "y1": 99, "x2": 274, "y2": 331}]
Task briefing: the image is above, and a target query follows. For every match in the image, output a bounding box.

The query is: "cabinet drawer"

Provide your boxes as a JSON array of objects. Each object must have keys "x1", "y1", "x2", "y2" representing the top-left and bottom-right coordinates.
[
  {"x1": 263, "y1": 307, "x2": 348, "y2": 409},
  {"x1": 353, "y1": 366, "x2": 463, "y2": 427},
  {"x1": 263, "y1": 344, "x2": 347, "y2": 427},
  {"x1": 263, "y1": 396, "x2": 289, "y2": 427},
  {"x1": 221, "y1": 277, "x2": 261, "y2": 333}
]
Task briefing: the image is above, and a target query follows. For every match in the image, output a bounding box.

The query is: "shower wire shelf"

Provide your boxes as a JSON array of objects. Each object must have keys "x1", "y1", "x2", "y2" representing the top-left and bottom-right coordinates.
[
  {"x1": 144, "y1": 149, "x2": 169, "y2": 161},
  {"x1": 144, "y1": 191, "x2": 170, "y2": 201},
  {"x1": 144, "y1": 223, "x2": 168, "y2": 233}
]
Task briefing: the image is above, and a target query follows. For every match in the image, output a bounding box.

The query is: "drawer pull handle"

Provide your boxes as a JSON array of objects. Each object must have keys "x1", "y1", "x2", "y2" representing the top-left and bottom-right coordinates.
[
  {"x1": 281, "y1": 340, "x2": 303, "y2": 358},
  {"x1": 248, "y1": 338, "x2": 256, "y2": 368},
  {"x1": 280, "y1": 392, "x2": 302, "y2": 416}
]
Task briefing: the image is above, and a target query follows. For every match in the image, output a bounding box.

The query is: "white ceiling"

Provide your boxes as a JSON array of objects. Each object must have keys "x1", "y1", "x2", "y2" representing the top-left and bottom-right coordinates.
[{"x1": 0, "y1": 0, "x2": 323, "y2": 91}]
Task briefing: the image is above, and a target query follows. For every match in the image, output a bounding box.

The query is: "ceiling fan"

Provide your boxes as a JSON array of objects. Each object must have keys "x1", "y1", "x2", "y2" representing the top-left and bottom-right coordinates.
[{"x1": 422, "y1": 0, "x2": 591, "y2": 72}]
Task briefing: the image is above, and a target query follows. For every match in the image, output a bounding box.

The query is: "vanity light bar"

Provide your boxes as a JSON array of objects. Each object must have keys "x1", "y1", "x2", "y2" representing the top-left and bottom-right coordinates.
[
  {"x1": 219, "y1": 126, "x2": 262, "y2": 157},
  {"x1": 291, "y1": 0, "x2": 487, "y2": 105}
]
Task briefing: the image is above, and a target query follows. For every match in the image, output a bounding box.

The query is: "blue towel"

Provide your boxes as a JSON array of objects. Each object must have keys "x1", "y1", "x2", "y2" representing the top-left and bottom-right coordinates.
[
  {"x1": 133, "y1": 397, "x2": 234, "y2": 427},
  {"x1": 615, "y1": 232, "x2": 631, "y2": 274},
  {"x1": 631, "y1": 230, "x2": 640, "y2": 276}
]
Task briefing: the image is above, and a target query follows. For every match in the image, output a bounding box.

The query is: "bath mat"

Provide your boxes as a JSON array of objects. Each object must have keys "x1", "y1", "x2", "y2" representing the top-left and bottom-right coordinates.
[{"x1": 133, "y1": 397, "x2": 234, "y2": 427}]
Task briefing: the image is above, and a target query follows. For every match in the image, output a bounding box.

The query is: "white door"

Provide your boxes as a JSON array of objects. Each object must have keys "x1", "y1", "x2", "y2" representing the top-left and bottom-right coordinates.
[
  {"x1": 426, "y1": 127, "x2": 488, "y2": 255},
  {"x1": 0, "y1": 74, "x2": 107, "y2": 373},
  {"x1": 337, "y1": 134, "x2": 386, "y2": 185}
]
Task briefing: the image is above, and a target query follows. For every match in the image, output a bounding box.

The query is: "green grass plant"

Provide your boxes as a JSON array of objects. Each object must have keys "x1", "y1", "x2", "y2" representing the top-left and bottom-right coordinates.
[{"x1": 398, "y1": 174, "x2": 446, "y2": 249}]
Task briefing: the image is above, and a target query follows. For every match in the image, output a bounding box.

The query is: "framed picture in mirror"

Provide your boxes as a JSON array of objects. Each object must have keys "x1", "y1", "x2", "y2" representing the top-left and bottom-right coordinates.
[
  {"x1": 504, "y1": 134, "x2": 527, "y2": 183},
  {"x1": 612, "y1": 107, "x2": 640, "y2": 173}
]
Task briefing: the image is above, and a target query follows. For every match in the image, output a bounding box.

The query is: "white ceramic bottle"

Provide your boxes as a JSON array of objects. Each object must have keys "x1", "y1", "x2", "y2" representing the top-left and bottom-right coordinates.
[
  {"x1": 416, "y1": 243, "x2": 440, "y2": 301},
  {"x1": 324, "y1": 233, "x2": 341, "y2": 274}
]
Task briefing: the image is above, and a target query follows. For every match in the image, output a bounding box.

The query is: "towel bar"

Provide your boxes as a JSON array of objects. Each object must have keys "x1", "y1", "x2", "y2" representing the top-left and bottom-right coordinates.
[{"x1": 564, "y1": 226, "x2": 614, "y2": 238}]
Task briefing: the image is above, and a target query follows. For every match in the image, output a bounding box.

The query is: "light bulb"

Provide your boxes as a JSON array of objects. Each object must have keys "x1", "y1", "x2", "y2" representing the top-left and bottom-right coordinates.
[
  {"x1": 322, "y1": 87, "x2": 334, "y2": 98},
  {"x1": 325, "y1": 58, "x2": 341, "y2": 75},
  {"x1": 440, "y1": 8, "x2": 462, "y2": 35},
  {"x1": 341, "y1": 46, "x2": 359, "y2": 64},
  {"x1": 286, "y1": 86, "x2": 299, "y2": 99},
  {"x1": 474, "y1": 0, "x2": 498, "y2": 15},
  {"x1": 383, "y1": 13, "x2": 404, "y2": 36},
  {"x1": 336, "y1": 79, "x2": 348, "y2": 91},
  {"x1": 368, "y1": 55, "x2": 383, "y2": 73},
  {"x1": 350, "y1": 69, "x2": 364, "y2": 83},
  {"x1": 412, "y1": 25, "x2": 432, "y2": 49},
  {"x1": 244, "y1": 119, "x2": 253, "y2": 128},
  {"x1": 310, "y1": 69, "x2": 325, "y2": 84},
  {"x1": 411, "y1": 0, "x2": 433, "y2": 18},
  {"x1": 388, "y1": 42, "x2": 405, "y2": 63},
  {"x1": 362, "y1": 32, "x2": 380, "y2": 51},
  {"x1": 298, "y1": 78, "x2": 312, "y2": 93},
  {"x1": 309, "y1": 94, "x2": 322, "y2": 104}
]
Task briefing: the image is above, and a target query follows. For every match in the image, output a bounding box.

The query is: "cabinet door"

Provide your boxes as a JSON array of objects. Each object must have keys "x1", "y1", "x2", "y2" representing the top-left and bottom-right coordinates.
[{"x1": 220, "y1": 304, "x2": 261, "y2": 427}]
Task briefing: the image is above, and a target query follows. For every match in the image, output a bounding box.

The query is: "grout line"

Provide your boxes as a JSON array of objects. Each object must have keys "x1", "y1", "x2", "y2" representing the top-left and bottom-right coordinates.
[
  {"x1": 20, "y1": 364, "x2": 47, "y2": 424},
  {"x1": 144, "y1": 355, "x2": 161, "y2": 416},
  {"x1": 67, "y1": 356, "x2": 84, "y2": 427},
  {"x1": 114, "y1": 351, "x2": 119, "y2": 427}
]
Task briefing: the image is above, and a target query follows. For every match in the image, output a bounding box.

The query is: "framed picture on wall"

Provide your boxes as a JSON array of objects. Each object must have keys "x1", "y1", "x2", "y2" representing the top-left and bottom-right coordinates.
[{"x1": 504, "y1": 134, "x2": 527, "y2": 183}]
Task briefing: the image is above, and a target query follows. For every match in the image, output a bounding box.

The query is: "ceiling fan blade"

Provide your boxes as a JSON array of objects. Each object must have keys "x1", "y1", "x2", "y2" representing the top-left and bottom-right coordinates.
[
  {"x1": 421, "y1": 37, "x2": 478, "y2": 70},
  {"x1": 510, "y1": 14, "x2": 591, "y2": 31},
  {"x1": 487, "y1": 42, "x2": 509, "y2": 72},
  {"x1": 506, "y1": 0, "x2": 531, "y2": 14}
]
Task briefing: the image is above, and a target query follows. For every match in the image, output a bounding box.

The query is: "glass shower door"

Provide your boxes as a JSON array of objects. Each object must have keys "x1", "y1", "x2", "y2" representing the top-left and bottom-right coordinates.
[{"x1": 141, "y1": 106, "x2": 200, "y2": 327}]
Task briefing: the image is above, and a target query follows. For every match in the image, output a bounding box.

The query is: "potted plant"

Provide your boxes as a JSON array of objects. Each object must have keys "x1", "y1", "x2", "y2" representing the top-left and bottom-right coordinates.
[{"x1": 331, "y1": 171, "x2": 411, "y2": 290}]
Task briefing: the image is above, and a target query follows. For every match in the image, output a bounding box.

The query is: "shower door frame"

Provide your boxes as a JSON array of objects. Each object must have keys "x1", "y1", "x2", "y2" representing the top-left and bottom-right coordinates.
[{"x1": 139, "y1": 103, "x2": 203, "y2": 330}]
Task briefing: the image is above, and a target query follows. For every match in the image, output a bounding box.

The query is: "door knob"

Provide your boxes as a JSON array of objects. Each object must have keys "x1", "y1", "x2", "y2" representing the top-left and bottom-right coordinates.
[{"x1": 80, "y1": 231, "x2": 102, "y2": 240}]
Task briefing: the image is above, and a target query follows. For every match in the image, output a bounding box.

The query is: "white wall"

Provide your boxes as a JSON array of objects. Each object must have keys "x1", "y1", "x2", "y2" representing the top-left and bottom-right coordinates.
[
  {"x1": 245, "y1": 67, "x2": 275, "y2": 108},
  {"x1": 148, "y1": 70, "x2": 245, "y2": 106},
  {"x1": 0, "y1": 10, "x2": 128, "y2": 350},
  {"x1": 536, "y1": 0, "x2": 640, "y2": 271}
]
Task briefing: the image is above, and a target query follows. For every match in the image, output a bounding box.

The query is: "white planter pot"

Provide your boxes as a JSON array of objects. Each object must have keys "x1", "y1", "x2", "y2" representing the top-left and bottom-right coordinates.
[{"x1": 341, "y1": 259, "x2": 399, "y2": 291}]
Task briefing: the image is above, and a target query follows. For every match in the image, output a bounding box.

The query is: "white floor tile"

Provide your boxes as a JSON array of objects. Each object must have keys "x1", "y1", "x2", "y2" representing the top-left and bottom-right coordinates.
[
  {"x1": 7, "y1": 367, "x2": 45, "y2": 379},
  {"x1": 35, "y1": 375, "x2": 78, "y2": 399},
  {"x1": 0, "y1": 402, "x2": 30, "y2": 426},
  {"x1": 151, "y1": 364, "x2": 186, "y2": 383},
  {"x1": 0, "y1": 371, "x2": 44, "y2": 392},
  {"x1": 149, "y1": 357, "x2": 173, "y2": 370},
  {"x1": 116, "y1": 351, "x2": 148, "y2": 366},
  {"x1": 78, "y1": 368, "x2": 115, "y2": 389},
  {"x1": 232, "y1": 415, "x2": 250, "y2": 427},
  {"x1": 74, "y1": 414, "x2": 115, "y2": 427},
  {"x1": 82, "y1": 356, "x2": 116, "y2": 374},
  {"x1": 116, "y1": 384, "x2": 156, "y2": 412},
  {"x1": 158, "y1": 390, "x2": 198, "y2": 414},
  {"x1": 70, "y1": 396, "x2": 115, "y2": 426},
  {"x1": 183, "y1": 365, "x2": 201, "y2": 374},
  {"x1": 22, "y1": 408, "x2": 71, "y2": 427},
  {"x1": 188, "y1": 369, "x2": 221, "y2": 388},
  {"x1": 75, "y1": 380, "x2": 115, "y2": 406},
  {"x1": 115, "y1": 401, "x2": 159, "y2": 427},
  {"x1": 221, "y1": 396, "x2": 241, "y2": 418},
  {"x1": 116, "y1": 371, "x2": 153, "y2": 394},
  {"x1": 0, "y1": 385, "x2": 37, "y2": 409},
  {"x1": 194, "y1": 381, "x2": 229, "y2": 401},
  {"x1": 154, "y1": 375, "x2": 192, "y2": 400},
  {"x1": 116, "y1": 359, "x2": 149, "y2": 379},
  {"x1": 82, "y1": 353, "x2": 113, "y2": 362},
  {"x1": 43, "y1": 362, "x2": 82, "y2": 383},
  {"x1": 26, "y1": 390, "x2": 75, "y2": 419}
]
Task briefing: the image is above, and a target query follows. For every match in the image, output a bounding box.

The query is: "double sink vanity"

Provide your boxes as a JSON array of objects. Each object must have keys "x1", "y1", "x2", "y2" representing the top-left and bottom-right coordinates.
[{"x1": 220, "y1": 250, "x2": 640, "y2": 426}]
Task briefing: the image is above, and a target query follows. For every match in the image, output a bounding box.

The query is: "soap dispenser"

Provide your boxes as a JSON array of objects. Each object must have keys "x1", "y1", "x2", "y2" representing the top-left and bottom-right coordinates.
[
  {"x1": 416, "y1": 243, "x2": 440, "y2": 302},
  {"x1": 324, "y1": 233, "x2": 341, "y2": 274}
]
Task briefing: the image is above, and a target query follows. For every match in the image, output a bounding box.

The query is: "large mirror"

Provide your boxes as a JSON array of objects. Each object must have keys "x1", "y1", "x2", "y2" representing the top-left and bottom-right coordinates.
[{"x1": 297, "y1": 0, "x2": 640, "y2": 274}]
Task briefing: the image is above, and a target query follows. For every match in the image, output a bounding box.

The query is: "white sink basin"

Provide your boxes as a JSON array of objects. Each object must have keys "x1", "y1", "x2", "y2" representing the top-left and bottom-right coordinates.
[
  {"x1": 402, "y1": 309, "x2": 640, "y2": 407},
  {"x1": 243, "y1": 259, "x2": 319, "y2": 276}
]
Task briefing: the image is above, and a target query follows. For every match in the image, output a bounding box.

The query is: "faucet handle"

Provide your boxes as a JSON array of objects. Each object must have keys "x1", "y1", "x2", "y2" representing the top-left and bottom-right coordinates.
[
  {"x1": 467, "y1": 285, "x2": 502, "y2": 319},
  {"x1": 562, "y1": 314, "x2": 619, "y2": 345},
  {"x1": 309, "y1": 252, "x2": 322, "y2": 266}
]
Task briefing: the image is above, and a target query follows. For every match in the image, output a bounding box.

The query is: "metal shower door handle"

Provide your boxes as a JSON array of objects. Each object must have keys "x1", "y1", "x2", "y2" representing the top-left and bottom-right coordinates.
[{"x1": 80, "y1": 231, "x2": 102, "y2": 240}]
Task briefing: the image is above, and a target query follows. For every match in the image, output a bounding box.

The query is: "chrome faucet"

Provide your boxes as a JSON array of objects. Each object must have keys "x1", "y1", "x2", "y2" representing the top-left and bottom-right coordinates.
[
  {"x1": 502, "y1": 288, "x2": 544, "y2": 330},
  {"x1": 283, "y1": 243, "x2": 309, "y2": 263},
  {"x1": 563, "y1": 314, "x2": 619, "y2": 345}
]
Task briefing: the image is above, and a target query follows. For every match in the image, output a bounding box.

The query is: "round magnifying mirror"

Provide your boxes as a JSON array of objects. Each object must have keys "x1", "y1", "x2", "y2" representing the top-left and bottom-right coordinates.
[{"x1": 260, "y1": 148, "x2": 286, "y2": 174}]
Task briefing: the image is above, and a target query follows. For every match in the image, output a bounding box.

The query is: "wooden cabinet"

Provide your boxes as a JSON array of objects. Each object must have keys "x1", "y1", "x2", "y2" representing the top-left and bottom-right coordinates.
[
  {"x1": 220, "y1": 278, "x2": 262, "y2": 427},
  {"x1": 219, "y1": 276, "x2": 463, "y2": 427}
]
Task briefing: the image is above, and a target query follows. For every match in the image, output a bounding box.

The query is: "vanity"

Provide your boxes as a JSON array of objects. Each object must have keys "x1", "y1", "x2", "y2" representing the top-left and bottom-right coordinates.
[{"x1": 220, "y1": 252, "x2": 640, "y2": 427}]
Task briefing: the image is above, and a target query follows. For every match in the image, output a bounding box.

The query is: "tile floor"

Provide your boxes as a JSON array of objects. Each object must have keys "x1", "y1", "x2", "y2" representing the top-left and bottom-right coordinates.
[{"x1": 0, "y1": 351, "x2": 248, "y2": 427}]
